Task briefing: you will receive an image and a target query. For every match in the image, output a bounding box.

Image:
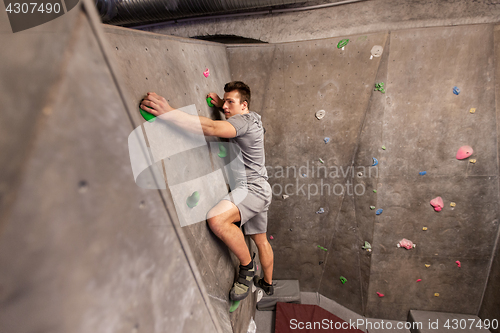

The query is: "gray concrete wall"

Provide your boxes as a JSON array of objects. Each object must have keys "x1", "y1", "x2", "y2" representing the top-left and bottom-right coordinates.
[
  {"x1": 227, "y1": 23, "x2": 500, "y2": 319},
  {"x1": 140, "y1": 0, "x2": 500, "y2": 44},
  {"x1": 0, "y1": 1, "x2": 251, "y2": 332},
  {"x1": 478, "y1": 24, "x2": 500, "y2": 332}
]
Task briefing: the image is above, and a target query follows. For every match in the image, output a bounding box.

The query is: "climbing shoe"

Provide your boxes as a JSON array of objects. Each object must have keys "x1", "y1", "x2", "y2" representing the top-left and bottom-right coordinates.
[
  {"x1": 255, "y1": 277, "x2": 274, "y2": 296},
  {"x1": 229, "y1": 259, "x2": 255, "y2": 301}
]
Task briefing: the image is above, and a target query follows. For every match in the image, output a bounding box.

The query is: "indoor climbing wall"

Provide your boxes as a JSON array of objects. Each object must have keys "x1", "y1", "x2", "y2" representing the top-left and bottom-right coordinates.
[
  {"x1": 103, "y1": 26, "x2": 259, "y2": 332},
  {"x1": 228, "y1": 24, "x2": 500, "y2": 319}
]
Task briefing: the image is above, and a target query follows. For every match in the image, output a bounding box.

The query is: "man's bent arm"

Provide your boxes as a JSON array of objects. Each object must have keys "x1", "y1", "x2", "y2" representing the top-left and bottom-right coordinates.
[{"x1": 161, "y1": 110, "x2": 236, "y2": 139}]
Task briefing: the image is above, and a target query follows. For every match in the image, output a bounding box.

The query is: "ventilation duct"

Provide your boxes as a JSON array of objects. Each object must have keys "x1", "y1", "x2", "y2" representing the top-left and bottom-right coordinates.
[{"x1": 95, "y1": 0, "x2": 326, "y2": 26}]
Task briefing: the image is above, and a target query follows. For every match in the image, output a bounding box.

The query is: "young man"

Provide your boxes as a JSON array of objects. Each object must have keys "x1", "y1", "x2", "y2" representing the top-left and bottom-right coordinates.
[{"x1": 140, "y1": 81, "x2": 274, "y2": 301}]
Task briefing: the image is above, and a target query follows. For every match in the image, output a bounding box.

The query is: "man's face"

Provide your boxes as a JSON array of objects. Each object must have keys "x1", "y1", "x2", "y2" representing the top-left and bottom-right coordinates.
[{"x1": 222, "y1": 90, "x2": 247, "y2": 119}]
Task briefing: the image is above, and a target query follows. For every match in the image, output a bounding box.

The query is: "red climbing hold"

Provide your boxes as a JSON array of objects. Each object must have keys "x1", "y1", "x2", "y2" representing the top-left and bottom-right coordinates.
[
  {"x1": 416, "y1": 279, "x2": 422, "y2": 282},
  {"x1": 377, "y1": 292, "x2": 384, "y2": 297},
  {"x1": 430, "y1": 196, "x2": 444, "y2": 212},
  {"x1": 456, "y1": 145, "x2": 473, "y2": 160},
  {"x1": 456, "y1": 260, "x2": 461, "y2": 268},
  {"x1": 269, "y1": 235, "x2": 274, "y2": 240}
]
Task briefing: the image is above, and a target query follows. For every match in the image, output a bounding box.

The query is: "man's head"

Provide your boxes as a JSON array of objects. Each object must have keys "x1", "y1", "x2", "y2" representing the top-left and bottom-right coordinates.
[{"x1": 222, "y1": 81, "x2": 251, "y2": 118}]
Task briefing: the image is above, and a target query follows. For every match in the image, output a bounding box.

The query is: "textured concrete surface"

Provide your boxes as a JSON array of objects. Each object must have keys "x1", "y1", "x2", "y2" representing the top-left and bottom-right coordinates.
[
  {"x1": 141, "y1": 0, "x2": 500, "y2": 44},
  {"x1": 227, "y1": 24, "x2": 500, "y2": 320},
  {"x1": 478, "y1": 23, "x2": 500, "y2": 333}
]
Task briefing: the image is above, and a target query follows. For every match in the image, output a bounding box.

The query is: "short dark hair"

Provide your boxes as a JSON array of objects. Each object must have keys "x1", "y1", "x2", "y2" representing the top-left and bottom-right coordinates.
[{"x1": 224, "y1": 81, "x2": 251, "y2": 110}]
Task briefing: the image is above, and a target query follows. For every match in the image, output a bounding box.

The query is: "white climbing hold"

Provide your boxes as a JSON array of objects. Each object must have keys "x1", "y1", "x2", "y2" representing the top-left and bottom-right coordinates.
[
  {"x1": 371, "y1": 45, "x2": 383, "y2": 58},
  {"x1": 315, "y1": 110, "x2": 326, "y2": 120}
]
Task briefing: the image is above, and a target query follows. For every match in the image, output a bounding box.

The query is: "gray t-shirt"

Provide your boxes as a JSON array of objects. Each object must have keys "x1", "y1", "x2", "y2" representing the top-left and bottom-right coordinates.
[{"x1": 226, "y1": 111, "x2": 268, "y2": 185}]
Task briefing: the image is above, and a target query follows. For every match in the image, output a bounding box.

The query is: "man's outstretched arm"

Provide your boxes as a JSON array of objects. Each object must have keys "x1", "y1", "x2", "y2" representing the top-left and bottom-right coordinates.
[{"x1": 140, "y1": 92, "x2": 236, "y2": 139}]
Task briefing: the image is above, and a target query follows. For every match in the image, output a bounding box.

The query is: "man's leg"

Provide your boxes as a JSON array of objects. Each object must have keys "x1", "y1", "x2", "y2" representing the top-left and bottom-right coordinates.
[
  {"x1": 250, "y1": 233, "x2": 274, "y2": 284},
  {"x1": 207, "y1": 199, "x2": 251, "y2": 266}
]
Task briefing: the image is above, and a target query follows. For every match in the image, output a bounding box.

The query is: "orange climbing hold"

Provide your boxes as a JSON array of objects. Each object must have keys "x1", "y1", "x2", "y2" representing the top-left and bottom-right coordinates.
[
  {"x1": 456, "y1": 145, "x2": 473, "y2": 160},
  {"x1": 430, "y1": 196, "x2": 444, "y2": 212}
]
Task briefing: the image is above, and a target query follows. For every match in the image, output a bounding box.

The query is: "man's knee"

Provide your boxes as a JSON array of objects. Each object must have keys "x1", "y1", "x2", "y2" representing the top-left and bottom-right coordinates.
[{"x1": 206, "y1": 212, "x2": 228, "y2": 234}]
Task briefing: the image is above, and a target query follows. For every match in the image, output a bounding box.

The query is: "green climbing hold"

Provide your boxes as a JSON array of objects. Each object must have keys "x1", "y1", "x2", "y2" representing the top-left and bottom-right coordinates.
[
  {"x1": 337, "y1": 39, "x2": 349, "y2": 49},
  {"x1": 206, "y1": 97, "x2": 214, "y2": 107},
  {"x1": 140, "y1": 107, "x2": 156, "y2": 122},
  {"x1": 340, "y1": 276, "x2": 347, "y2": 284},
  {"x1": 362, "y1": 241, "x2": 372, "y2": 250},
  {"x1": 382, "y1": 145, "x2": 386, "y2": 150},
  {"x1": 370, "y1": 206, "x2": 376, "y2": 210},
  {"x1": 317, "y1": 245, "x2": 328, "y2": 251},
  {"x1": 374, "y1": 82, "x2": 385, "y2": 94},
  {"x1": 186, "y1": 191, "x2": 200, "y2": 208},
  {"x1": 229, "y1": 300, "x2": 240, "y2": 313},
  {"x1": 373, "y1": 190, "x2": 377, "y2": 193},
  {"x1": 218, "y1": 143, "x2": 227, "y2": 158}
]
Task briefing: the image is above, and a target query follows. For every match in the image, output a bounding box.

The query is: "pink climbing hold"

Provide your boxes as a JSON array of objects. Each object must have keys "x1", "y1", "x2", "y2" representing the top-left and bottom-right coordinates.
[
  {"x1": 269, "y1": 235, "x2": 274, "y2": 240},
  {"x1": 430, "y1": 196, "x2": 444, "y2": 212},
  {"x1": 398, "y1": 238, "x2": 414, "y2": 250},
  {"x1": 203, "y1": 68, "x2": 210, "y2": 78},
  {"x1": 456, "y1": 260, "x2": 461, "y2": 268},
  {"x1": 416, "y1": 279, "x2": 422, "y2": 282},
  {"x1": 377, "y1": 292, "x2": 384, "y2": 297},
  {"x1": 456, "y1": 145, "x2": 473, "y2": 160}
]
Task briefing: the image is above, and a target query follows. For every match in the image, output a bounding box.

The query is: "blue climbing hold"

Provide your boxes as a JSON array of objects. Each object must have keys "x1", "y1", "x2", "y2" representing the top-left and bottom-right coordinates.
[
  {"x1": 372, "y1": 158, "x2": 378, "y2": 166},
  {"x1": 419, "y1": 171, "x2": 427, "y2": 175},
  {"x1": 324, "y1": 137, "x2": 330, "y2": 144},
  {"x1": 376, "y1": 209, "x2": 383, "y2": 215},
  {"x1": 453, "y1": 86, "x2": 460, "y2": 95},
  {"x1": 302, "y1": 173, "x2": 308, "y2": 178}
]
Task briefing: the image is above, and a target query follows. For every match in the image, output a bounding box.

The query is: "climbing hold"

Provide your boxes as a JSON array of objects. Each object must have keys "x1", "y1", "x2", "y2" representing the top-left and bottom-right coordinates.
[
  {"x1": 456, "y1": 145, "x2": 473, "y2": 160},
  {"x1": 370, "y1": 206, "x2": 376, "y2": 210},
  {"x1": 317, "y1": 245, "x2": 328, "y2": 251},
  {"x1": 430, "y1": 196, "x2": 444, "y2": 212},
  {"x1": 419, "y1": 171, "x2": 427, "y2": 175},
  {"x1": 340, "y1": 276, "x2": 347, "y2": 284},
  {"x1": 373, "y1": 190, "x2": 377, "y2": 193},
  {"x1": 381, "y1": 145, "x2": 386, "y2": 150},
  {"x1": 319, "y1": 158, "x2": 325, "y2": 164},
  {"x1": 370, "y1": 45, "x2": 383, "y2": 58},
  {"x1": 470, "y1": 108, "x2": 476, "y2": 114},
  {"x1": 425, "y1": 264, "x2": 431, "y2": 268},
  {"x1": 229, "y1": 300, "x2": 240, "y2": 312},
  {"x1": 337, "y1": 39, "x2": 349, "y2": 49},
  {"x1": 469, "y1": 159, "x2": 476, "y2": 163},
  {"x1": 376, "y1": 292, "x2": 384, "y2": 297},
  {"x1": 315, "y1": 110, "x2": 326, "y2": 120},
  {"x1": 434, "y1": 293, "x2": 440, "y2": 297},
  {"x1": 374, "y1": 82, "x2": 385, "y2": 93},
  {"x1": 372, "y1": 157, "x2": 378, "y2": 166},
  {"x1": 375, "y1": 209, "x2": 383, "y2": 215},
  {"x1": 217, "y1": 143, "x2": 227, "y2": 158},
  {"x1": 203, "y1": 68, "x2": 210, "y2": 78},
  {"x1": 416, "y1": 279, "x2": 422, "y2": 282},
  {"x1": 186, "y1": 191, "x2": 200, "y2": 208},
  {"x1": 324, "y1": 137, "x2": 330, "y2": 144},
  {"x1": 456, "y1": 260, "x2": 461, "y2": 268},
  {"x1": 270, "y1": 235, "x2": 274, "y2": 240},
  {"x1": 423, "y1": 227, "x2": 428, "y2": 231},
  {"x1": 206, "y1": 97, "x2": 214, "y2": 107},
  {"x1": 362, "y1": 241, "x2": 372, "y2": 251},
  {"x1": 282, "y1": 194, "x2": 289, "y2": 199},
  {"x1": 453, "y1": 86, "x2": 460, "y2": 95},
  {"x1": 316, "y1": 208, "x2": 325, "y2": 214},
  {"x1": 397, "y1": 238, "x2": 415, "y2": 250},
  {"x1": 140, "y1": 107, "x2": 156, "y2": 122},
  {"x1": 450, "y1": 202, "x2": 456, "y2": 207}
]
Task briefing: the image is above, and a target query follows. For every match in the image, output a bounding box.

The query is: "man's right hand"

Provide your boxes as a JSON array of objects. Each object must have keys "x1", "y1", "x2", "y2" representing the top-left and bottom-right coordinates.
[{"x1": 207, "y1": 93, "x2": 223, "y2": 108}]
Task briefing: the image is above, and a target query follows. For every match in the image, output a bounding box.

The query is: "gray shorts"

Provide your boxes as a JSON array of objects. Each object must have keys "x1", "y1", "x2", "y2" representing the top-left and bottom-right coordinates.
[{"x1": 222, "y1": 180, "x2": 272, "y2": 235}]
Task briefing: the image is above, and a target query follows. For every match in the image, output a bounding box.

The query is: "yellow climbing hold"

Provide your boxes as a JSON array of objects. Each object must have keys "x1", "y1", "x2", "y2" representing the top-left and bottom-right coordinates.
[
  {"x1": 469, "y1": 108, "x2": 476, "y2": 114},
  {"x1": 469, "y1": 159, "x2": 476, "y2": 163},
  {"x1": 423, "y1": 227, "x2": 428, "y2": 231},
  {"x1": 425, "y1": 264, "x2": 431, "y2": 268},
  {"x1": 450, "y1": 202, "x2": 456, "y2": 207},
  {"x1": 434, "y1": 293, "x2": 440, "y2": 297}
]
